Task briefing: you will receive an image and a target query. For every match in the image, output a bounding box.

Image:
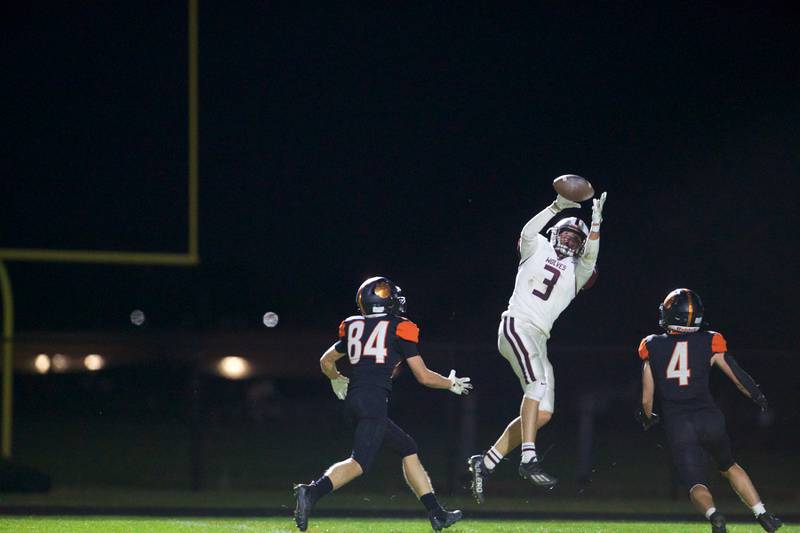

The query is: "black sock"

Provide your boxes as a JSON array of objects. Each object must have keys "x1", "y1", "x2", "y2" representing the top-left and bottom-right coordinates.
[
  {"x1": 420, "y1": 492, "x2": 443, "y2": 515},
  {"x1": 310, "y1": 475, "x2": 333, "y2": 503}
]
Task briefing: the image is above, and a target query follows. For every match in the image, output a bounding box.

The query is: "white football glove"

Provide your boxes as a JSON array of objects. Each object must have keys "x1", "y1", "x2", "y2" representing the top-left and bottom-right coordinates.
[
  {"x1": 447, "y1": 369, "x2": 473, "y2": 396},
  {"x1": 591, "y1": 191, "x2": 607, "y2": 230},
  {"x1": 330, "y1": 375, "x2": 349, "y2": 400},
  {"x1": 552, "y1": 194, "x2": 581, "y2": 212}
]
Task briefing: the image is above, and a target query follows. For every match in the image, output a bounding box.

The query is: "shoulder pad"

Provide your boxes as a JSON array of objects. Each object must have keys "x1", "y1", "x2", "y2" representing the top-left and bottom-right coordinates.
[
  {"x1": 396, "y1": 319, "x2": 420, "y2": 343},
  {"x1": 638, "y1": 334, "x2": 656, "y2": 360},
  {"x1": 339, "y1": 315, "x2": 363, "y2": 337},
  {"x1": 709, "y1": 331, "x2": 728, "y2": 353}
]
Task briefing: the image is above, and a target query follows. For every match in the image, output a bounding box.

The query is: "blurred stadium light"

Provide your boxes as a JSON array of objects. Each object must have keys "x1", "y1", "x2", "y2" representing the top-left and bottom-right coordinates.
[
  {"x1": 83, "y1": 354, "x2": 105, "y2": 371},
  {"x1": 33, "y1": 354, "x2": 49, "y2": 374},
  {"x1": 130, "y1": 310, "x2": 146, "y2": 327},
  {"x1": 51, "y1": 354, "x2": 69, "y2": 373},
  {"x1": 217, "y1": 356, "x2": 251, "y2": 380},
  {"x1": 262, "y1": 312, "x2": 279, "y2": 328}
]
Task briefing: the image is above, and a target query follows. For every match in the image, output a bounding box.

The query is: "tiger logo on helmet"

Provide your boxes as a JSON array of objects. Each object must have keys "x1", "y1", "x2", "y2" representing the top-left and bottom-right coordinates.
[{"x1": 356, "y1": 276, "x2": 407, "y2": 316}]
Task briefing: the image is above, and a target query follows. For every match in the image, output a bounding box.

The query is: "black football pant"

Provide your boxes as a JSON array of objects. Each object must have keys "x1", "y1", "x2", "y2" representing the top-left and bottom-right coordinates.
[
  {"x1": 664, "y1": 407, "x2": 735, "y2": 492},
  {"x1": 345, "y1": 386, "x2": 418, "y2": 473}
]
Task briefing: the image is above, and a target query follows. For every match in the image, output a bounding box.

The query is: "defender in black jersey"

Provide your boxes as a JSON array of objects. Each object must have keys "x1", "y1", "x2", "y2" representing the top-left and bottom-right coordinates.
[
  {"x1": 637, "y1": 289, "x2": 782, "y2": 533},
  {"x1": 293, "y1": 277, "x2": 472, "y2": 532}
]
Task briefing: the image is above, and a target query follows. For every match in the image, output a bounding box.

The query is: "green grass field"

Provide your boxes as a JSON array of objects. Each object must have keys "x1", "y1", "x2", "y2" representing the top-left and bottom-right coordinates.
[
  {"x1": 0, "y1": 489, "x2": 796, "y2": 532},
  {"x1": 0, "y1": 517, "x2": 796, "y2": 533}
]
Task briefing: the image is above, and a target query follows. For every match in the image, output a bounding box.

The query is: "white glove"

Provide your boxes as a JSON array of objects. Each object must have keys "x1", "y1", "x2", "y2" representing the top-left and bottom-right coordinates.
[
  {"x1": 552, "y1": 194, "x2": 581, "y2": 212},
  {"x1": 591, "y1": 191, "x2": 607, "y2": 230},
  {"x1": 330, "y1": 375, "x2": 349, "y2": 400},
  {"x1": 447, "y1": 369, "x2": 473, "y2": 395}
]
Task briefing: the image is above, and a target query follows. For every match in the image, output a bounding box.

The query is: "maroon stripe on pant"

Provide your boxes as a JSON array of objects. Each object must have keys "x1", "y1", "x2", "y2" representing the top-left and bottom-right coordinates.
[
  {"x1": 503, "y1": 317, "x2": 531, "y2": 384},
  {"x1": 509, "y1": 317, "x2": 537, "y2": 382}
]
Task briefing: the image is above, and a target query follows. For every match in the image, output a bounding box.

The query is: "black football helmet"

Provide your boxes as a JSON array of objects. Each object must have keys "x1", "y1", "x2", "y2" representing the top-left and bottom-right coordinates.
[
  {"x1": 659, "y1": 288, "x2": 704, "y2": 332},
  {"x1": 547, "y1": 217, "x2": 589, "y2": 258},
  {"x1": 356, "y1": 276, "x2": 406, "y2": 316}
]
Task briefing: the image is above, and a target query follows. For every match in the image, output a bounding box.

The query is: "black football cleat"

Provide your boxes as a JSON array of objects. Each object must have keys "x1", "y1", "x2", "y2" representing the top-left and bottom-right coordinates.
[
  {"x1": 429, "y1": 508, "x2": 463, "y2": 532},
  {"x1": 293, "y1": 483, "x2": 314, "y2": 532},
  {"x1": 757, "y1": 512, "x2": 782, "y2": 532},
  {"x1": 467, "y1": 454, "x2": 491, "y2": 504},
  {"x1": 518, "y1": 458, "x2": 558, "y2": 488},
  {"x1": 709, "y1": 510, "x2": 727, "y2": 533}
]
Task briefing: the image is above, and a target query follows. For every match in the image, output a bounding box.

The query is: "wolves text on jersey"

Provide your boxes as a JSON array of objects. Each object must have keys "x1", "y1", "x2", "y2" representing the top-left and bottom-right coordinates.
[{"x1": 544, "y1": 256, "x2": 568, "y2": 271}]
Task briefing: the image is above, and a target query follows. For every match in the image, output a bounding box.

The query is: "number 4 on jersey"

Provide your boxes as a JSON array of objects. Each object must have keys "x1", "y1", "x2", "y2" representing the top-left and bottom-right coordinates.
[
  {"x1": 363, "y1": 321, "x2": 389, "y2": 363},
  {"x1": 666, "y1": 341, "x2": 691, "y2": 386}
]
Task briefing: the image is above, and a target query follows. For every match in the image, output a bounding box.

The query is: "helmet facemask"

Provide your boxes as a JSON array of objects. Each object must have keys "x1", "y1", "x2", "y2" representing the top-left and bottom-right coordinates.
[
  {"x1": 549, "y1": 227, "x2": 586, "y2": 258},
  {"x1": 396, "y1": 292, "x2": 407, "y2": 314},
  {"x1": 547, "y1": 217, "x2": 589, "y2": 259}
]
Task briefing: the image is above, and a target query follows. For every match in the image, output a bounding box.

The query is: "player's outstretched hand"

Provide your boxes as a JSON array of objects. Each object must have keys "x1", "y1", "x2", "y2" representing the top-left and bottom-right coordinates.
[
  {"x1": 553, "y1": 194, "x2": 581, "y2": 211},
  {"x1": 330, "y1": 375, "x2": 349, "y2": 400},
  {"x1": 591, "y1": 191, "x2": 607, "y2": 228},
  {"x1": 635, "y1": 408, "x2": 660, "y2": 431},
  {"x1": 447, "y1": 370, "x2": 473, "y2": 395},
  {"x1": 752, "y1": 392, "x2": 768, "y2": 411}
]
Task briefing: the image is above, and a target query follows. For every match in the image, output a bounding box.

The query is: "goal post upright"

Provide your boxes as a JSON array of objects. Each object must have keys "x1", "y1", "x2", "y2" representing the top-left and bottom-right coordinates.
[{"x1": 0, "y1": 261, "x2": 13, "y2": 458}]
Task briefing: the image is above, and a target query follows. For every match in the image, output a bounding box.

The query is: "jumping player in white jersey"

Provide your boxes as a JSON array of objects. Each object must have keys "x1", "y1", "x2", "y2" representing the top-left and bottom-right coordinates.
[{"x1": 468, "y1": 189, "x2": 607, "y2": 502}]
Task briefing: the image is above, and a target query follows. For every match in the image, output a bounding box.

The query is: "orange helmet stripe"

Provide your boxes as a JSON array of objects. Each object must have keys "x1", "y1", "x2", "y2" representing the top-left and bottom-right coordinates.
[{"x1": 686, "y1": 290, "x2": 694, "y2": 327}]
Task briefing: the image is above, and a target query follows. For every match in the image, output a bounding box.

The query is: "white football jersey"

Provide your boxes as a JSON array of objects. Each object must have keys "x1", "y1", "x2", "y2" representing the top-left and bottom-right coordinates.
[{"x1": 502, "y1": 234, "x2": 580, "y2": 338}]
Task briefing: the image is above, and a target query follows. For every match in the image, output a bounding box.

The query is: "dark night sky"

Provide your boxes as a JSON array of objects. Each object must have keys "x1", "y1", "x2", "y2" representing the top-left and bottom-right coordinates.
[{"x1": 2, "y1": 3, "x2": 798, "y2": 351}]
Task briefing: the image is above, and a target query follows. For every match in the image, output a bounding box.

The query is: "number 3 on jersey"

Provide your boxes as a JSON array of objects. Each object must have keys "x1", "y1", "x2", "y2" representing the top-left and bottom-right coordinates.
[
  {"x1": 347, "y1": 321, "x2": 389, "y2": 364},
  {"x1": 666, "y1": 341, "x2": 691, "y2": 386},
  {"x1": 532, "y1": 264, "x2": 561, "y2": 300}
]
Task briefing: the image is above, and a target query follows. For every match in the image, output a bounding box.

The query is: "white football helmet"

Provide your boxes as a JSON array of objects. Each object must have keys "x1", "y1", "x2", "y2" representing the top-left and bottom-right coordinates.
[{"x1": 548, "y1": 217, "x2": 589, "y2": 258}]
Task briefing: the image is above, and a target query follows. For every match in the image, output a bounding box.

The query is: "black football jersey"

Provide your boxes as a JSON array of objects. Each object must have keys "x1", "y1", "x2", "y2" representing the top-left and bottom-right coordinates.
[
  {"x1": 334, "y1": 314, "x2": 420, "y2": 391},
  {"x1": 638, "y1": 330, "x2": 728, "y2": 414}
]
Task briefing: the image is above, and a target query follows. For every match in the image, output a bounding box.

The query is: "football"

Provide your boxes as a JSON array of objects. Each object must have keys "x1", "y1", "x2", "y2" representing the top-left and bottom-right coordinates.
[{"x1": 552, "y1": 174, "x2": 595, "y2": 202}]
